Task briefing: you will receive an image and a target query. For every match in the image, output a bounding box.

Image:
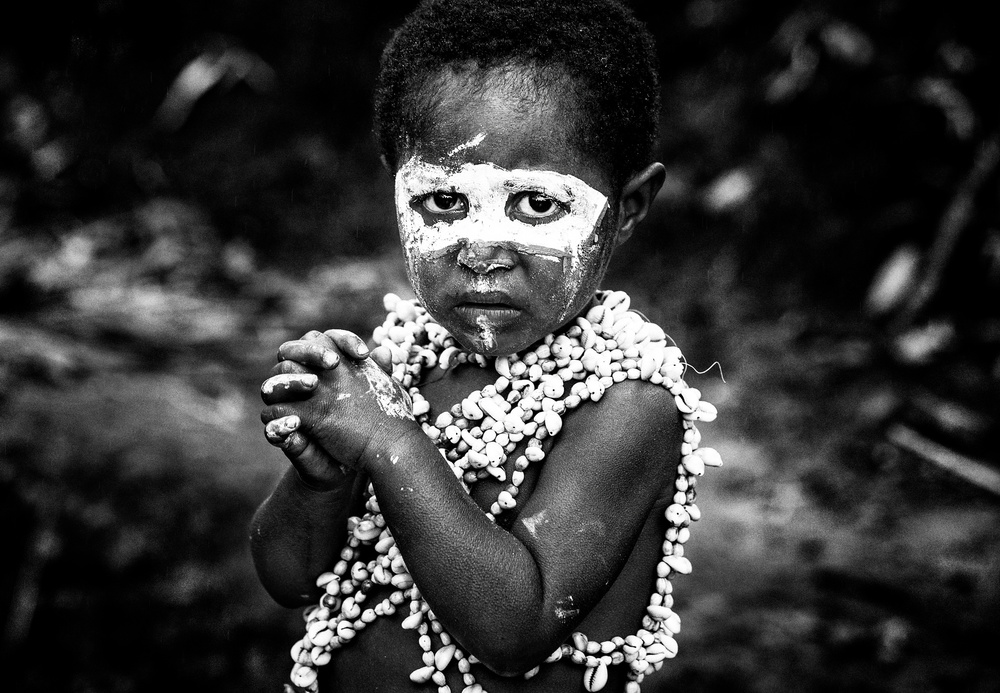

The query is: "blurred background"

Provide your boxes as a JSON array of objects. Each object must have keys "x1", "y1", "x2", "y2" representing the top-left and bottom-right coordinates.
[{"x1": 1, "y1": 1, "x2": 999, "y2": 691}]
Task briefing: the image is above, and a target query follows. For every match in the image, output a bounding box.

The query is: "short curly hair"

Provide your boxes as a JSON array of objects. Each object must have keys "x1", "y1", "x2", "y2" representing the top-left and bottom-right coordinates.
[{"x1": 374, "y1": 0, "x2": 661, "y2": 189}]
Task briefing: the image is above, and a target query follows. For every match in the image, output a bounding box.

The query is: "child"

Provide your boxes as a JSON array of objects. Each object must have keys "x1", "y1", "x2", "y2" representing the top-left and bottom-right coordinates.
[{"x1": 250, "y1": 1, "x2": 722, "y2": 692}]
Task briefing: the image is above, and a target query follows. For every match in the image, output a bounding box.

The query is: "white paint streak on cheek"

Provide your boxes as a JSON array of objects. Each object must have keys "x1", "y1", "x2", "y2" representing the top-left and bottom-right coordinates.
[
  {"x1": 553, "y1": 217, "x2": 608, "y2": 323},
  {"x1": 336, "y1": 393, "x2": 351, "y2": 401}
]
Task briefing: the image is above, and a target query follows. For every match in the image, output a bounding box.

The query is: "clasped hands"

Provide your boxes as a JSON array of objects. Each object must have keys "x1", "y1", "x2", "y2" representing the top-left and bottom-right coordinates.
[{"x1": 260, "y1": 329, "x2": 414, "y2": 490}]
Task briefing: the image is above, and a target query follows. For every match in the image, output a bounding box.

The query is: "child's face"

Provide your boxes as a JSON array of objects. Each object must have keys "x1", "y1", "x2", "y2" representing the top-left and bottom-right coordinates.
[{"x1": 394, "y1": 70, "x2": 622, "y2": 357}]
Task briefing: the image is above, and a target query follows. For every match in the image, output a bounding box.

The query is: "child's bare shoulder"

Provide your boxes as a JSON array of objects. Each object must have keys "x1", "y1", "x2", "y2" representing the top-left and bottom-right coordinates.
[
  {"x1": 525, "y1": 376, "x2": 683, "y2": 519},
  {"x1": 558, "y1": 378, "x2": 682, "y2": 467}
]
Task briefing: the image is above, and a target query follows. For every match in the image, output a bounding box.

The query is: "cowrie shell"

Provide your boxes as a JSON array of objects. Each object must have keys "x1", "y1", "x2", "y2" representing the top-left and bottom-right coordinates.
[
  {"x1": 353, "y1": 520, "x2": 380, "y2": 542},
  {"x1": 696, "y1": 447, "x2": 723, "y2": 467},
  {"x1": 495, "y1": 355, "x2": 512, "y2": 378},
  {"x1": 681, "y1": 453, "x2": 705, "y2": 476},
  {"x1": 583, "y1": 662, "x2": 609, "y2": 691}
]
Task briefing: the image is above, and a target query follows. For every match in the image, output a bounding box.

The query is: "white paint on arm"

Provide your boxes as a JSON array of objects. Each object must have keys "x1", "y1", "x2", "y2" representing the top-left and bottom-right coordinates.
[
  {"x1": 357, "y1": 358, "x2": 413, "y2": 420},
  {"x1": 520, "y1": 508, "x2": 548, "y2": 537},
  {"x1": 554, "y1": 595, "x2": 580, "y2": 622}
]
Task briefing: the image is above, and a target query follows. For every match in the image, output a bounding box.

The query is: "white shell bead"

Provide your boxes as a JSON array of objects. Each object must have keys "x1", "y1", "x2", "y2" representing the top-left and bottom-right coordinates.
[
  {"x1": 583, "y1": 662, "x2": 609, "y2": 691},
  {"x1": 353, "y1": 520, "x2": 380, "y2": 542},
  {"x1": 692, "y1": 400, "x2": 718, "y2": 422},
  {"x1": 696, "y1": 447, "x2": 723, "y2": 467},
  {"x1": 434, "y1": 644, "x2": 456, "y2": 670},
  {"x1": 644, "y1": 642, "x2": 669, "y2": 664},
  {"x1": 664, "y1": 554, "x2": 693, "y2": 574},
  {"x1": 478, "y1": 397, "x2": 506, "y2": 421},
  {"x1": 681, "y1": 453, "x2": 705, "y2": 476},
  {"x1": 293, "y1": 664, "x2": 318, "y2": 688},
  {"x1": 544, "y1": 411, "x2": 563, "y2": 436},
  {"x1": 410, "y1": 665, "x2": 435, "y2": 683},
  {"x1": 664, "y1": 504, "x2": 689, "y2": 526},
  {"x1": 336, "y1": 620, "x2": 355, "y2": 640},
  {"x1": 525, "y1": 445, "x2": 545, "y2": 462},
  {"x1": 646, "y1": 604, "x2": 673, "y2": 620},
  {"x1": 497, "y1": 491, "x2": 516, "y2": 509},
  {"x1": 288, "y1": 292, "x2": 724, "y2": 691}
]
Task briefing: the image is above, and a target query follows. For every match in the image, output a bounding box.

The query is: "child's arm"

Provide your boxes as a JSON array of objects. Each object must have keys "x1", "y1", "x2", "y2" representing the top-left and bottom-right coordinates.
[
  {"x1": 249, "y1": 331, "x2": 374, "y2": 607},
  {"x1": 363, "y1": 383, "x2": 678, "y2": 676},
  {"x1": 263, "y1": 335, "x2": 681, "y2": 676}
]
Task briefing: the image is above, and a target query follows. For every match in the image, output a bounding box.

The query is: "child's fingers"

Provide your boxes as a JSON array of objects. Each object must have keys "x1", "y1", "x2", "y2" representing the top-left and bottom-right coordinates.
[
  {"x1": 269, "y1": 359, "x2": 312, "y2": 378},
  {"x1": 277, "y1": 339, "x2": 340, "y2": 370},
  {"x1": 283, "y1": 432, "x2": 351, "y2": 489},
  {"x1": 264, "y1": 415, "x2": 301, "y2": 445},
  {"x1": 324, "y1": 329, "x2": 370, "y2": 360},
  {"x1": 369, "y1": 345, "x2": 393, "y2": 375},
  {"x1": 260, "y1": 373, "x2": 319, "y2": 403},
  {"x1": 267, "y1": 415, "x2": 348, "y2": 488}
]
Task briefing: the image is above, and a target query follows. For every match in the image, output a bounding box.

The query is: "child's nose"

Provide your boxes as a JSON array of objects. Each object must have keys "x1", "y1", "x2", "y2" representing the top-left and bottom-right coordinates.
[{"x1": 456, "y1": 240, "x2": 517, "y2": 274}]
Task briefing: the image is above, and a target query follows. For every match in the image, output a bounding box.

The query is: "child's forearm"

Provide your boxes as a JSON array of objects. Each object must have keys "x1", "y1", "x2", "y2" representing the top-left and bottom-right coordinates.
[
  {"x1": 250, "y1": 466, "x2": 360, "y2": 607},
  {"x1": 361, "y1": 427, "x2": 570, "y2": 674}
]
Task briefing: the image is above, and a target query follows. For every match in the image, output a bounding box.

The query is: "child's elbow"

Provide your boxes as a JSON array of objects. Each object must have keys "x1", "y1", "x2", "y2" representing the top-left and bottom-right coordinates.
[
  {"x1": 476, "y1": 655, "x2": 541, "y2": 679},
  {"x1": 467, "y1": 635, "x2": 557, "y2": 678}
]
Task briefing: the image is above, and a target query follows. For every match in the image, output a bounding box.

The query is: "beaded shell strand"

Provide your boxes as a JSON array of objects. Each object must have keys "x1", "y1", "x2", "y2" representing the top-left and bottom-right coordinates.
[{"x1": 286, "y1": 290, "x2": 722, "y2": 693}]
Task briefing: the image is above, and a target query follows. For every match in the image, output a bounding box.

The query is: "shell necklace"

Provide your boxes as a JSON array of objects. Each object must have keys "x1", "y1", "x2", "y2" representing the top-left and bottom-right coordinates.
[{"x1": 287, "y1": 290, "x2": 722, "y2": 693}]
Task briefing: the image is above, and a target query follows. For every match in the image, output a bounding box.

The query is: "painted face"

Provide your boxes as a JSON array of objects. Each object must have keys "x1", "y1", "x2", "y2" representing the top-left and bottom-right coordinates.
[{"x1": 393, "y1": 70, "x2": 621, "y2": 356}]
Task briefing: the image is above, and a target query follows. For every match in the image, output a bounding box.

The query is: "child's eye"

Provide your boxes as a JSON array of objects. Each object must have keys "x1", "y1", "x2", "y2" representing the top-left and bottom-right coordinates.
[
  {"x1": 511, "y1": 192, "x2": 565, "y2": 222},
  {"x1": 422, "y1": 192, "x2": 467, "y2": 215}
]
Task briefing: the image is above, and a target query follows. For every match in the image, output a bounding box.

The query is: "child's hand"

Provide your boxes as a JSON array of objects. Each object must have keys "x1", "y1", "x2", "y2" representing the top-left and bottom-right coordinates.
[
  {"x1": 258, "y1": 331, "x2": 348, "y2": 490},
  {"x1": 261, "y1": 329, "x2": 414, "y2": 480}
]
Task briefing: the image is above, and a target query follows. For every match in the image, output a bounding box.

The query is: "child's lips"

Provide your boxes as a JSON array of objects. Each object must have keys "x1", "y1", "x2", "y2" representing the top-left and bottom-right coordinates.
[{"x1": 454, "y1": 301, "x2": 522, "y2": 325}]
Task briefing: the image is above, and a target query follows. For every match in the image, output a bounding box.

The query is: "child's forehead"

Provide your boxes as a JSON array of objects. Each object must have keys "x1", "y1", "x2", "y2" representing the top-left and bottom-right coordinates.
[{"x1": 401, "y1": 67, "x2": 612, "y2": 192}]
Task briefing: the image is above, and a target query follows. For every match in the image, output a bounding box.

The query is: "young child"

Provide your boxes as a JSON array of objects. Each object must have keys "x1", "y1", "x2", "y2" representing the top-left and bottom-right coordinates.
[{"x1": 250, "y1": 1, "x2": 722, "y2": 692}]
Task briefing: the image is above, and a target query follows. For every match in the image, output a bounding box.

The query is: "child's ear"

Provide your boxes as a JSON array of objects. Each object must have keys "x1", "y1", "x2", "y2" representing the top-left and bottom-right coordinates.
[{"x1": 615, "y1": 162, "x2": 666, "y2": 245}]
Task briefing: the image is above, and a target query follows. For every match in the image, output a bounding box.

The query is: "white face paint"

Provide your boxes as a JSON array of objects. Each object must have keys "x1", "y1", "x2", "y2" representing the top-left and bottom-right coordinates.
[
  {"x1": 393, "y1": 154, "x2": 617, "y2": 355},
  {"x1": 395, "y1": 157, "x2": 609, "y2": 265},
  {"x1": 447, "y1": 132, "x2": 487, "y2": 157}
]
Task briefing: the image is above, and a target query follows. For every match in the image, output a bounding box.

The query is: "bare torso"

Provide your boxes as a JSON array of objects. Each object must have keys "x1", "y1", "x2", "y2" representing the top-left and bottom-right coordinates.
[{"x1": 318, "y1": 359, "x2": 678, "y2": 693}]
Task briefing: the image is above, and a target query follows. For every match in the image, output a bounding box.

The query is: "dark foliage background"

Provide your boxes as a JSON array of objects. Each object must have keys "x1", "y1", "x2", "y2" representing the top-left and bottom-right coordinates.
[{"x1": 2, "y1": 1, "x2": 999, "y2": 692}]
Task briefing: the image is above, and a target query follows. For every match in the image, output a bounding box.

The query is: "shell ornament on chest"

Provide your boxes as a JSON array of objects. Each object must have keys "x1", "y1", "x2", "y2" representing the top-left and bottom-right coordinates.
[{"x1": 286, "y1": 290, "x2": 722, "y2": 693}]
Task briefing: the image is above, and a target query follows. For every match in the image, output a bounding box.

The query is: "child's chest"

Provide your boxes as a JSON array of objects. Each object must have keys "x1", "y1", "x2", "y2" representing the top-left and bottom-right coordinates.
[{"x1": 414, "y1": 362, "x2": 547, "y2": 529}]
